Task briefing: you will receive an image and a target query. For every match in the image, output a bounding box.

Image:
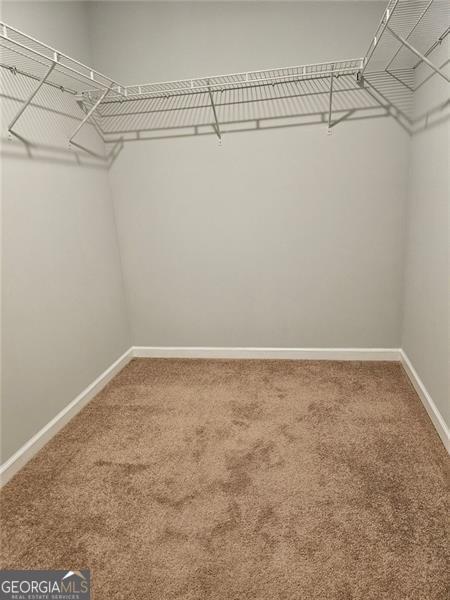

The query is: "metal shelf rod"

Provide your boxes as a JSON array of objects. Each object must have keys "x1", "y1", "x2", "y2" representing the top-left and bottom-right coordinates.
[
  {"x1": 328, "y1": 66, "x2": 334, "y2": 132},
  {"x1": 0, "y1": 61, "x2": 77, "y2": 94},
  {"x1": 69, "y1": 84, "x2": 114, "y2": 156},
  {"x1": 412, "y1": 26, "x2": 450, "y2": 69},
  {"x1": 207, "y1": 86, "x2": 222, "y2": 141},
  {"x1": 8, "y1": 61, "x2": 56, "y2": 140},
  {"x1": 386, "y1": 25, "x2": 450, "y2": 83}
]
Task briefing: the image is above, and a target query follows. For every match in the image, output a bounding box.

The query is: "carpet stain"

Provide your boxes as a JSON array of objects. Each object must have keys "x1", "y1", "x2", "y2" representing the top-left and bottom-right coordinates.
[{"x1": 1, "y1": 358, "x2": 449, "y2": 600}]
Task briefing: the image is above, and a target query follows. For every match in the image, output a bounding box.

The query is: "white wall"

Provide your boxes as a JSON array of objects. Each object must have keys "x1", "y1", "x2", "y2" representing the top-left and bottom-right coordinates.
[
  {"x1": 0, "y1": 1, "x2": 131, "y2": 462},
  {"x1": 401, "y1": 38, "x2": 450, "y2": 427},
  {"x1": 88, "y1": 1, "x2": 409, "y2": 348}
]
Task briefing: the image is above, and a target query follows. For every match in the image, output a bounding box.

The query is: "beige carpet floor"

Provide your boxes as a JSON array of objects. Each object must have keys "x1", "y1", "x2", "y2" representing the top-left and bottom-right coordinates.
[{"x1": 1, "y1": 359, "x2": 449, "y2": 599}]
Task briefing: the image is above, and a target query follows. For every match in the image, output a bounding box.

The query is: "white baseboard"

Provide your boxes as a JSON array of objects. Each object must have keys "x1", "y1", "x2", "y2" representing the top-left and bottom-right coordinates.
[
  {"x1": 400, "y1": 350, "x2": 450, "y2": 454},
  {"x1": 0, "y1": 347, "x2": 133, "y2": 487},
  {"x1": 132, "y1": 346, "x2": 401, "y2": 361}
]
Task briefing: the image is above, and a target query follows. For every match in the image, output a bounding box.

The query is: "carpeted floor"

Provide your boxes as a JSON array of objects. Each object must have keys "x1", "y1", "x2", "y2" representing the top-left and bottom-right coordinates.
[{"x1": 1, "y1": 359, "x2": 449, "y2": 599}]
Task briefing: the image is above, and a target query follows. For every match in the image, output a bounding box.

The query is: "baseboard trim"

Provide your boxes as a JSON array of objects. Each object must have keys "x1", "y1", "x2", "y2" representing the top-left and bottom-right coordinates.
[
  {"x1": 0, "y1": 347, "x2": 133, "y2": 487},
  {"x1": 132, "y1": 346, "x2": 401, "y2": 361},
  {"x1": 400, "y1": 350, "x2": 450, "y2": 454}
]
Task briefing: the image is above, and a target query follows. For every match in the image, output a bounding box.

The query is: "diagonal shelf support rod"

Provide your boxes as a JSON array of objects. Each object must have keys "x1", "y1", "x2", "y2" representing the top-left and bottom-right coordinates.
[
  {"x1": 327, "y1": 66, "x2": 334, "y2": 132},
  {"x1": 8, "y1": 61, "x2": 56, "y2": 140},
  {"x1": 385, "y1": 0, "x2": 433, "y2": 72},
  {"x1": 69, "y1": 83, "x2": 113, "y2": 144},
  {"x1": 69, "y1": 83, "x2": 113, "y2": 153},
  {"x1": 207, "y1": 85, "x2": 222, "y2": 141},
  {"x1": 386, "y1": 25, "x2": 450, "y2": 83},
  {"x1": 413, "y1": 27, "x2": 450, "y2": 69}
]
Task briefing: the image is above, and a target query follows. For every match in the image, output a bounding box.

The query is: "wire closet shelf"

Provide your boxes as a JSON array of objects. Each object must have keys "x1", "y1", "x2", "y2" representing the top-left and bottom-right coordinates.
[
  {"x1": 82, "y1": 59, "x2": 364, "y2": 103},
  {"x1": 362, "y1": 0, "x2": 449, "y2": 76},
  {"x1": 0, "y1": 22, "x2": 122, "y2": 95},
  {"x1": 0, "y1": 0, "x2": 448, "y2": 155}
]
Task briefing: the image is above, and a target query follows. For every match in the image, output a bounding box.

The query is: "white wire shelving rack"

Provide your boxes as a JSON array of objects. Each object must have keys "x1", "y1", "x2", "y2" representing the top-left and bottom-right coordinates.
[
  {"x1": 0, "y1": 0, "x2": 448, "y2": 157},
  {"x1": 362, "y1": 0, "x2": 449, "y2": 79},
  {"x1": 359, "y1": 0, "x2": 449, "y2": 132},
  {"x1": 0, "y1": 22, "x2": 122, "y2": 93},
  {"x1": 0, "y1": 21, "x2": 126, "y2": 157},
  {"x1": 84, "y1": 59, "x2": 364, "y2": 101},
  {"x1": 84, "y1": 58, "x2": 365, "y2": 143}
]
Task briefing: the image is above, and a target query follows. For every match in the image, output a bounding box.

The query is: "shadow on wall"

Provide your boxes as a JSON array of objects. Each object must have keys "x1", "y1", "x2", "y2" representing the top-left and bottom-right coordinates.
[{"x1": 1, "y1": 64, "x2": 448, "y2": 167}]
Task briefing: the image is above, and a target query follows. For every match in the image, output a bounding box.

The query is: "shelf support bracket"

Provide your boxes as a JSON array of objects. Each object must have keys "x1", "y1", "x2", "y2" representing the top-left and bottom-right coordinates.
[
  {"x1": 412, "y1": 26, "x2": 450, "y2": 69},
  {"x1": 327, "y1": 67, "x2": 334, "y2": 134},
  {"x1": 69, "y1": 83, "x2": 113, "y2": 154},
  {"x1": 386, "y1": 25, "x2": 450, "y2": 83},
  {"x1": 8, "y1": 61, "x2": 56, "y2": 140},
  {"x1": 207, "y1": 86, "x2": 222, "y2": 142}
]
